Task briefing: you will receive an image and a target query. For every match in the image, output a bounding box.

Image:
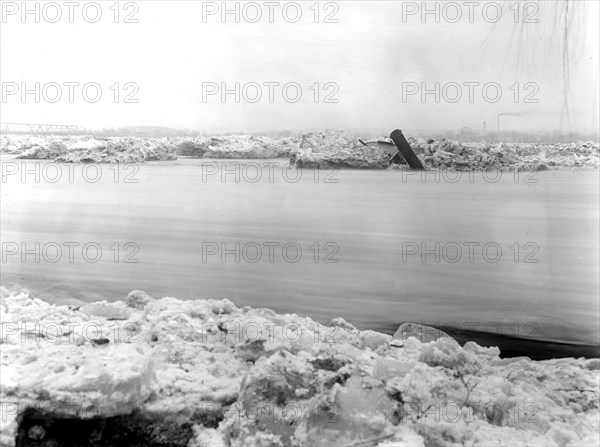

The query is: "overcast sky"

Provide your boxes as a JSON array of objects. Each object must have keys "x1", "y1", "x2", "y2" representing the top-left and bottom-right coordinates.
[{"x1": 1, "y1": 0, "x2": 598, "y2": 133}]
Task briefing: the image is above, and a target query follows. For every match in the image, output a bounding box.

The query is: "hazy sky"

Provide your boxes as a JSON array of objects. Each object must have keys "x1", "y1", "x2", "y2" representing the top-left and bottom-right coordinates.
[{"x1": 1, "y1": 0, "x2": 598, "y2": 133}]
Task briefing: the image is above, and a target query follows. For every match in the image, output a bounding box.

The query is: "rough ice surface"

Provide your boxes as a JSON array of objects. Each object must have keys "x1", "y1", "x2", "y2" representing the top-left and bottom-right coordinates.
[
  {"x1": 407, "y1": 138, "x2": 600, "y2": 171},
  {"x1": 2, "y1": 133, "x2": 598, "y2": 170},
  {"x1": 173, "y1": 135, "x2": 298, "y2": 159},
  {"x1": 291, "y1": 130, "x2": 390, "y2": 169},
  {"x1": 200, "y1": 135, "x2": 297, "y2": 159},
  {"x1": 0, "y1": 134, "x2": 296, "y2": 163},
  {"x1": 1, "y1": 286, "x2": 598, "y2": 446},
  {"x1": 289, "y1": 131, "x2": 599, "y2": 170},
  {"x1": 7, "y1": 136, "x2": 178, "y2": 163}
]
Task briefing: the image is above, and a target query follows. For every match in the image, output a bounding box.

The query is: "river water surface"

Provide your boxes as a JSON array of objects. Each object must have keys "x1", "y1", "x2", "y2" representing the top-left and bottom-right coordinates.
[{"x1": 1, "y1": 157, "x2": 598, "y2": 357}]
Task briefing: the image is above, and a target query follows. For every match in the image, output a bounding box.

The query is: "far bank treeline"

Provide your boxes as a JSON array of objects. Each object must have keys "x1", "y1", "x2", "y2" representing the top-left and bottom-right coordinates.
[{"x1": 1, "y1": 130, "x2": 598, "y2": 170}]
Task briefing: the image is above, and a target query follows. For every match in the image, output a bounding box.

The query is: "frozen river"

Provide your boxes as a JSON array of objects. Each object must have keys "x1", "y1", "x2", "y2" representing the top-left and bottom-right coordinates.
[{"x1": 2, "y1": 156, "x2": 598, "y2": 358}]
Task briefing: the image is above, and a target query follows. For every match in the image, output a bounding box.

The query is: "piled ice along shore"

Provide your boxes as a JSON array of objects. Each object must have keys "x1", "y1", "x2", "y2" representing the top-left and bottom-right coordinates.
[
  {"x1": 289, "y1": 130, "x2": 599, "y2": 171},
  {"x1": 1, "y1": 286, "x2": 598, "y2": 446},
  {"x1": 0, "y1": 135, "x2": 295, "y2": 163},
  {"x1": 2, "y1": 131, "x2": 598, "y2": 170}
]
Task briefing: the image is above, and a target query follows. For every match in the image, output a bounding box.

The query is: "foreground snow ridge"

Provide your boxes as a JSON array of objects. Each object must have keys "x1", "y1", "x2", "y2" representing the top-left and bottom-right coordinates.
[{"x1": 1, "y1": 287, "x2": 598, "y2": 447}]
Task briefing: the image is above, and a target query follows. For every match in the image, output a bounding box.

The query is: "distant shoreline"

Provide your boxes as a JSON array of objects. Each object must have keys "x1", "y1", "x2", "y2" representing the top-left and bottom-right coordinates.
[{"x1": 1, "y1": 131, "x2": 599, "y2": 170}]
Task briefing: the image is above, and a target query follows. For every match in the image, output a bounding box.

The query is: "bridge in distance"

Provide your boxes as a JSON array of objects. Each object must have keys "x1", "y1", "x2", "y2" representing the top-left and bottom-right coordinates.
[{"x1": 0, "y1": 123, "x2": 81, "y2": 135}]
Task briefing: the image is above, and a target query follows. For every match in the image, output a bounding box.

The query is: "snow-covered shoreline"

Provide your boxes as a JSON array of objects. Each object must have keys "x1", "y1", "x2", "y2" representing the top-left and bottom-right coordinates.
[
  {"x1": 2, "y1": 131, "x2": 598, "y2": 170},
  {"x1": 1, "y1": 286, "x2": 598, "y2": 446}
]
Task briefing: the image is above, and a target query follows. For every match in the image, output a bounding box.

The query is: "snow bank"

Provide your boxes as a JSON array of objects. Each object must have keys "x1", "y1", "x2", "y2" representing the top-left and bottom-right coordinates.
[{"x1": 1, "y1": 286, "x2": 598, "y2": 446}]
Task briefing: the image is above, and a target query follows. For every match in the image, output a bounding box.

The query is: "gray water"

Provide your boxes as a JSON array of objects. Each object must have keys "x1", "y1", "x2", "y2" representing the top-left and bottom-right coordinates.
[{"x1": 1, "y1": 156, "x2": 598, "y2": 348}]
